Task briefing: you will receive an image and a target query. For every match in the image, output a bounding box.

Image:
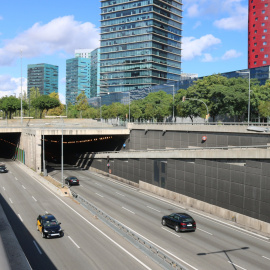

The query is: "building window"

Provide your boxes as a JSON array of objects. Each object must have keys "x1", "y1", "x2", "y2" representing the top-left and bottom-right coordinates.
[
  {"x1": 265, "y1": 4, "x2": 268, "y2": 7},
  {"x1": 253, "y1": 36, "x2": 256, "y2": 40},
  {"x1": 253, "y1": 24, "x2": 256, "y2": 27},
  {"x1": 255, "y1": 30, "x2": 257, "y2": 33},
  {"x1": 253, "y1": 6, "x2": 255, "y2": 9},
  {"x1": 262, "y1": 23, "x2": 265, "y2": 26},
  {"x1": 262, "y1": 35, "x2": 265, "y2": 39},
  {"x1": 252, "y1": 49, "x2": 255, "y2": 52},
  {"x1": 265, "y1": 16, "x2": 268, "y2": 20},
  {"x1": 255, "y1": 55, "x2": 258, "y2": 58},
  {"x1": 254, "y1": 42, "x2": 257, "y2": 46},
  {"x1": 263, "y1": 61, "x2": 267, "y2": 64},
  {"x1": 264, "y1": 29, "x2": 267, "y2": 32},
  {"x1": 254, "y1": 61, "x2": 257, "y2": 65},
  {"x1": 255, "y1": 17, "x2": 258, "y2": 21},
  {"x1": 262, "y1": 10, "x2": 265, "y2": 14},
  {"x1": 261, "y1": 48, "x2": 265, "y2": 51},
  {"x1": 253, "y1": 12, "x2": 256, "y2": 15},
  {"x1": 263, "y1": 42, "x2": 267, "y2": 45},
  {"x1": 264, "y1": 54, "x2": 268, "y2": 58}
]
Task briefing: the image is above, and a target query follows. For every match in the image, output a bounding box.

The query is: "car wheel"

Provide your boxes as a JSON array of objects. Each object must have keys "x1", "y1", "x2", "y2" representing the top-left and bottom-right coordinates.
[
  {"x1": 175, "y1": 225, "x2": 180, "y2": 232},
  {"x1": 162, "y1": 219, "x2": 166, "y2": 226},
  {"x1": 42, "y1": 232, "x2": 46, "y2": 238}
]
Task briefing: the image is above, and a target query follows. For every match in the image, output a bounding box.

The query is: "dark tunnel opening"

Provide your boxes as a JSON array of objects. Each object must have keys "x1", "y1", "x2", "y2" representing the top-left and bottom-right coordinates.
[{"x1": 0, "y1": 133, "x2": 21, "y2": 159}]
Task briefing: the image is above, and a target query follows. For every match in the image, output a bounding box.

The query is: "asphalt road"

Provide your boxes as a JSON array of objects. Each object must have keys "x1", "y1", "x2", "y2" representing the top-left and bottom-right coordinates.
[
  {"x1": 0, "y1": 159, "x2": 163, "y2": 270},
  {"x1": 48, "y1": 163, "x2": 270, "y2": 270}
]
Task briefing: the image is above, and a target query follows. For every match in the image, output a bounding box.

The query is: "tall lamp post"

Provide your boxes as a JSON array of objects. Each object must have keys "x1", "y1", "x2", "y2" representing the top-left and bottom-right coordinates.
[
  {"x1": 128, "y1": 91, "x2": 130, "y2": 123},
  {"x1": 20, "y1": 49, "x2": 23, "y2": 125},
  {"x1": 164, "y1": 84, "x2": 175, "y2": 122},
  {"x1": 237, "y1": 70, "x2": 251, "y2": 125}
]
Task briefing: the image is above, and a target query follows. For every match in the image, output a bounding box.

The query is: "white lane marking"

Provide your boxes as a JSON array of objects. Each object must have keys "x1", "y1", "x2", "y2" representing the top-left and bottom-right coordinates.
[
  {"x1": 147, "y1": 206, "x2": 160, "y2": 212},
  {"x1": 95, "y1": 193, "x2": 104, "y2": 198},
  {"x1": 197, "y1": 228, "x2": 213, "y2": 235},
  {"x1": 262, "y1": 256, "x2": 270, "y2": 261},
  {"x1": 161, "y1": 227, "x2": 181, "y2": 237},
  {"x1": 228, "y1": 261, "x2": 247, "y2": 270},
  {"x1": 95, "y1": 182, "x2": 102, "y2": 187},
  {"x1": 140, "y1": 190, "x2": 269, "y2": 242},
  {"x1": 2, "y1": 187, "x2": 5, "y2": 191},
  {"x1": 68, "y1": 236, "x2": 80, "y2": 249},
  {"x1": 18, "y1": 214, "x2": 23, "y2": 222},
  {"x1": 22, "y1": 185, "x2": 26, "y2": 189},
  {"x1": 33, "y1": 241, "x2": 42, "y2": 254},
  {"x1": 9, "y1": 198, "x2": 13, "y2": 204},
  {"x1": 116, "y1": 192, "x2": 125, "y2": 197},
  {"x1": 189, "y1": 210, "x2": 270, "y2": 242},
  {"x1": 122, "y1": 207, "x2": 135, "y2": 214},
  {"x1": 28, "y1": 171, "x2": 158, "y2": 270},
  {"x1": 32, "y1": 196, "x2": 37, "y2": 202},
  {"x1": 80, "y1": 184, "x2": 83, "y2": 187},
  {"x1": 15, "y1": 177, "x2": 18, "y2": 181}
]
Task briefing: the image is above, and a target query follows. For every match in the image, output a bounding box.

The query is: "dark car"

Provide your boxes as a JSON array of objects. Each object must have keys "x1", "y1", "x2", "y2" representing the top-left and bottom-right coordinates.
[
  {"x1": 0, "y1": 164, "x2": 8, "y2": 173},
  {"x1": 65, "y1": 176, "x2": 79, "y2": 186},
  {"x1": 161, "y1": 213, "x2": 196, "y2": 232},
  {"x1": 37, "y1": 214, "x2": 64, "y2": 238}
]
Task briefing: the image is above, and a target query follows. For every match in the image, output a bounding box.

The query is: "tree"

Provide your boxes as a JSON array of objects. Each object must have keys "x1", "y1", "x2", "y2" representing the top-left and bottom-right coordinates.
[
  {"x1": 47, "y1": 92, "x2": 65, "y2": 116},
  {"x1": 75, "y1": 93, "x2": 89, "y2": 118},
  {"x1": 141, "y1": 91, "x2": 172, "y2": 121},
  {"x1": 28, "y1": 87, "x2": 41, "y2": 118},
  {"x1": 32, "y1": 95, "x2": 60, "y2": 118},
  {"x1": 0, "y1": 96, "x2": 21, "y2": 119}
]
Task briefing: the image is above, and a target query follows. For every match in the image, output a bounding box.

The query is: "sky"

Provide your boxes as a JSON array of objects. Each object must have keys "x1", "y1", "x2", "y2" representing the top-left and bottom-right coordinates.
[{"x1": 0, "y1": 0, "x2": 248, "y2": 104}]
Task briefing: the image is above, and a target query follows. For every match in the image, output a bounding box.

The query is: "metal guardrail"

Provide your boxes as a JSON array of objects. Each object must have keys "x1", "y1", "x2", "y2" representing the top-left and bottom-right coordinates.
[
  {"x1": 131, "y1": 122, "x2": 270, "y2": 126},
  {"x1": 70, "y1": 190, "x2": 186, "y2": 270},
  {"x1": 95, "y1": 144, "x2": 270, "y2": 155}
]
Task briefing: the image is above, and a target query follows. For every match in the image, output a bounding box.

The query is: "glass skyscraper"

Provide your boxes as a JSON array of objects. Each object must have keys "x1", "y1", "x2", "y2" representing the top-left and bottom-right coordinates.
[
  {"x1": 27, "y1": 63, "x2": 58, "y2": 96},
  {"x1": 90, "y1": 48, "x2": 101, "y2": 97},
  {"x1": 66, "y1": 57, "x2": 91, "y2": 105},
  {"x1": 100, "y1": 0, "x2": 182, "y2": 94}
]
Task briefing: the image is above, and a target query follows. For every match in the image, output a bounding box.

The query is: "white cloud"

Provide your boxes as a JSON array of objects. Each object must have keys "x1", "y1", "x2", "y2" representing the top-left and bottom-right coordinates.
[
  {"x1": 193, "y1": 21, "x2": 202, "y2": 29},
  {"x1": 221, "y1": 49, "x2": 242, "y2": 60},
  {"x1": 59, "y1": 93, "x2": 66, "y2": 105},
  {"x1": 0, "y1": 75, "x2": 27, "y2": 98},
  {"x1": 202, "y1": 53, "x2": 215, "y2": 62},
  {"x1": 60, "y1": 77, "x2": 66, "y2": 85},
  {"x1": 184, "y1": 0, "x2": 248, "y2": 30},
  {"x1": 0, "y1": 15, "x2": 100, "y2": 66},
  {"x1": 182, "y1": 34, "x2": 221, "y2": 61},
  {"x1": 187, "y1": 4, "x2": 200, "y2": 17}
]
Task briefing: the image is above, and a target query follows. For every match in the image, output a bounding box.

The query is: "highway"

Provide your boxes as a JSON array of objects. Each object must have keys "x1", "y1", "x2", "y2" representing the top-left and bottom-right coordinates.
[
  {"x1": 47, "y1": 163, "x2": 270, "y2": 270},
  {"x1": 0, "y1": 159, "x2": 163, "y2": 270}
]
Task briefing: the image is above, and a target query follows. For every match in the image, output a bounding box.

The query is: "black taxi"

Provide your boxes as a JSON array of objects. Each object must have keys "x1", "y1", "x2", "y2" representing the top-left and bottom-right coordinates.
[{"x1": 37, "y1": 214, "x2": 64, "y2": 238}]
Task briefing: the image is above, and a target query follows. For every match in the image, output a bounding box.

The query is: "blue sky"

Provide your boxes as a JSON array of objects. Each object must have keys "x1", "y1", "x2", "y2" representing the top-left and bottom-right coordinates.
[{"x1": 0, "y1": 0, "x2": 248, "y2": 103}]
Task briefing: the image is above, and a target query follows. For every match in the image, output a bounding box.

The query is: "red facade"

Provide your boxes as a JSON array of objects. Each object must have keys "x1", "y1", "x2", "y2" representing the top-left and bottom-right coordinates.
[{"x1": 248, "y1": 0, "x2": 270, "y2": 68}]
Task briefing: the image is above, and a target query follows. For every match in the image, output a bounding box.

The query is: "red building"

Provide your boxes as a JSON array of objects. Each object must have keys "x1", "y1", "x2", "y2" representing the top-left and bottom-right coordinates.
[{"x1": 248, "y1": 0, "x2": 270, "y2": 68}]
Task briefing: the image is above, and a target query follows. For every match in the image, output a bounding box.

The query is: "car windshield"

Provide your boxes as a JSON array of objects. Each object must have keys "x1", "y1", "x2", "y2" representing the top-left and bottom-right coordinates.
[
  {"x1": 70, "y1": 177, "x2": 77, "y2": 180},
  {"x1": 44, "y1": 219, "x2": 59, "y2": 227}
]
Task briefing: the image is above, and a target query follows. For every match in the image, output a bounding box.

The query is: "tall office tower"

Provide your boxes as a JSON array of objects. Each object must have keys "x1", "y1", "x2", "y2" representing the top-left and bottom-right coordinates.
[
  {"x1": 100, "y1": 0, "x2": 182, "y2": 94},
  {"x1": 90, "y1": 48, "x2": 101, "y2": 97},
  {"x1": 75, "y1": 49, "x2": 92, "y2": 59},
  {"x1": 66, "y1": 57, "x2": 91, "y2": 105},
  {"x1": 248, "y1": 0, "x2": 270, "y2": 68},
  {"x1": 27, "y1": 63, "x2": 58, "y2": 96}
]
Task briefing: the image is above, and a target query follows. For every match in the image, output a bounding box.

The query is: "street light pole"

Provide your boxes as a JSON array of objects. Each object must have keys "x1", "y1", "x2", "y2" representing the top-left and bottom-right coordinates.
[
  {"x1": 20, "y1": 49, "x2": 23, "y2": 125},
  {"x1": 164, "y1": 84, "x2": 175, "y2": 122},
  {"x1": 128, "y1": 92, "x2": 130, "y2": 123},
  {"x1": 237, "y1": 70, "x2": 251, "y2": 125}
]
